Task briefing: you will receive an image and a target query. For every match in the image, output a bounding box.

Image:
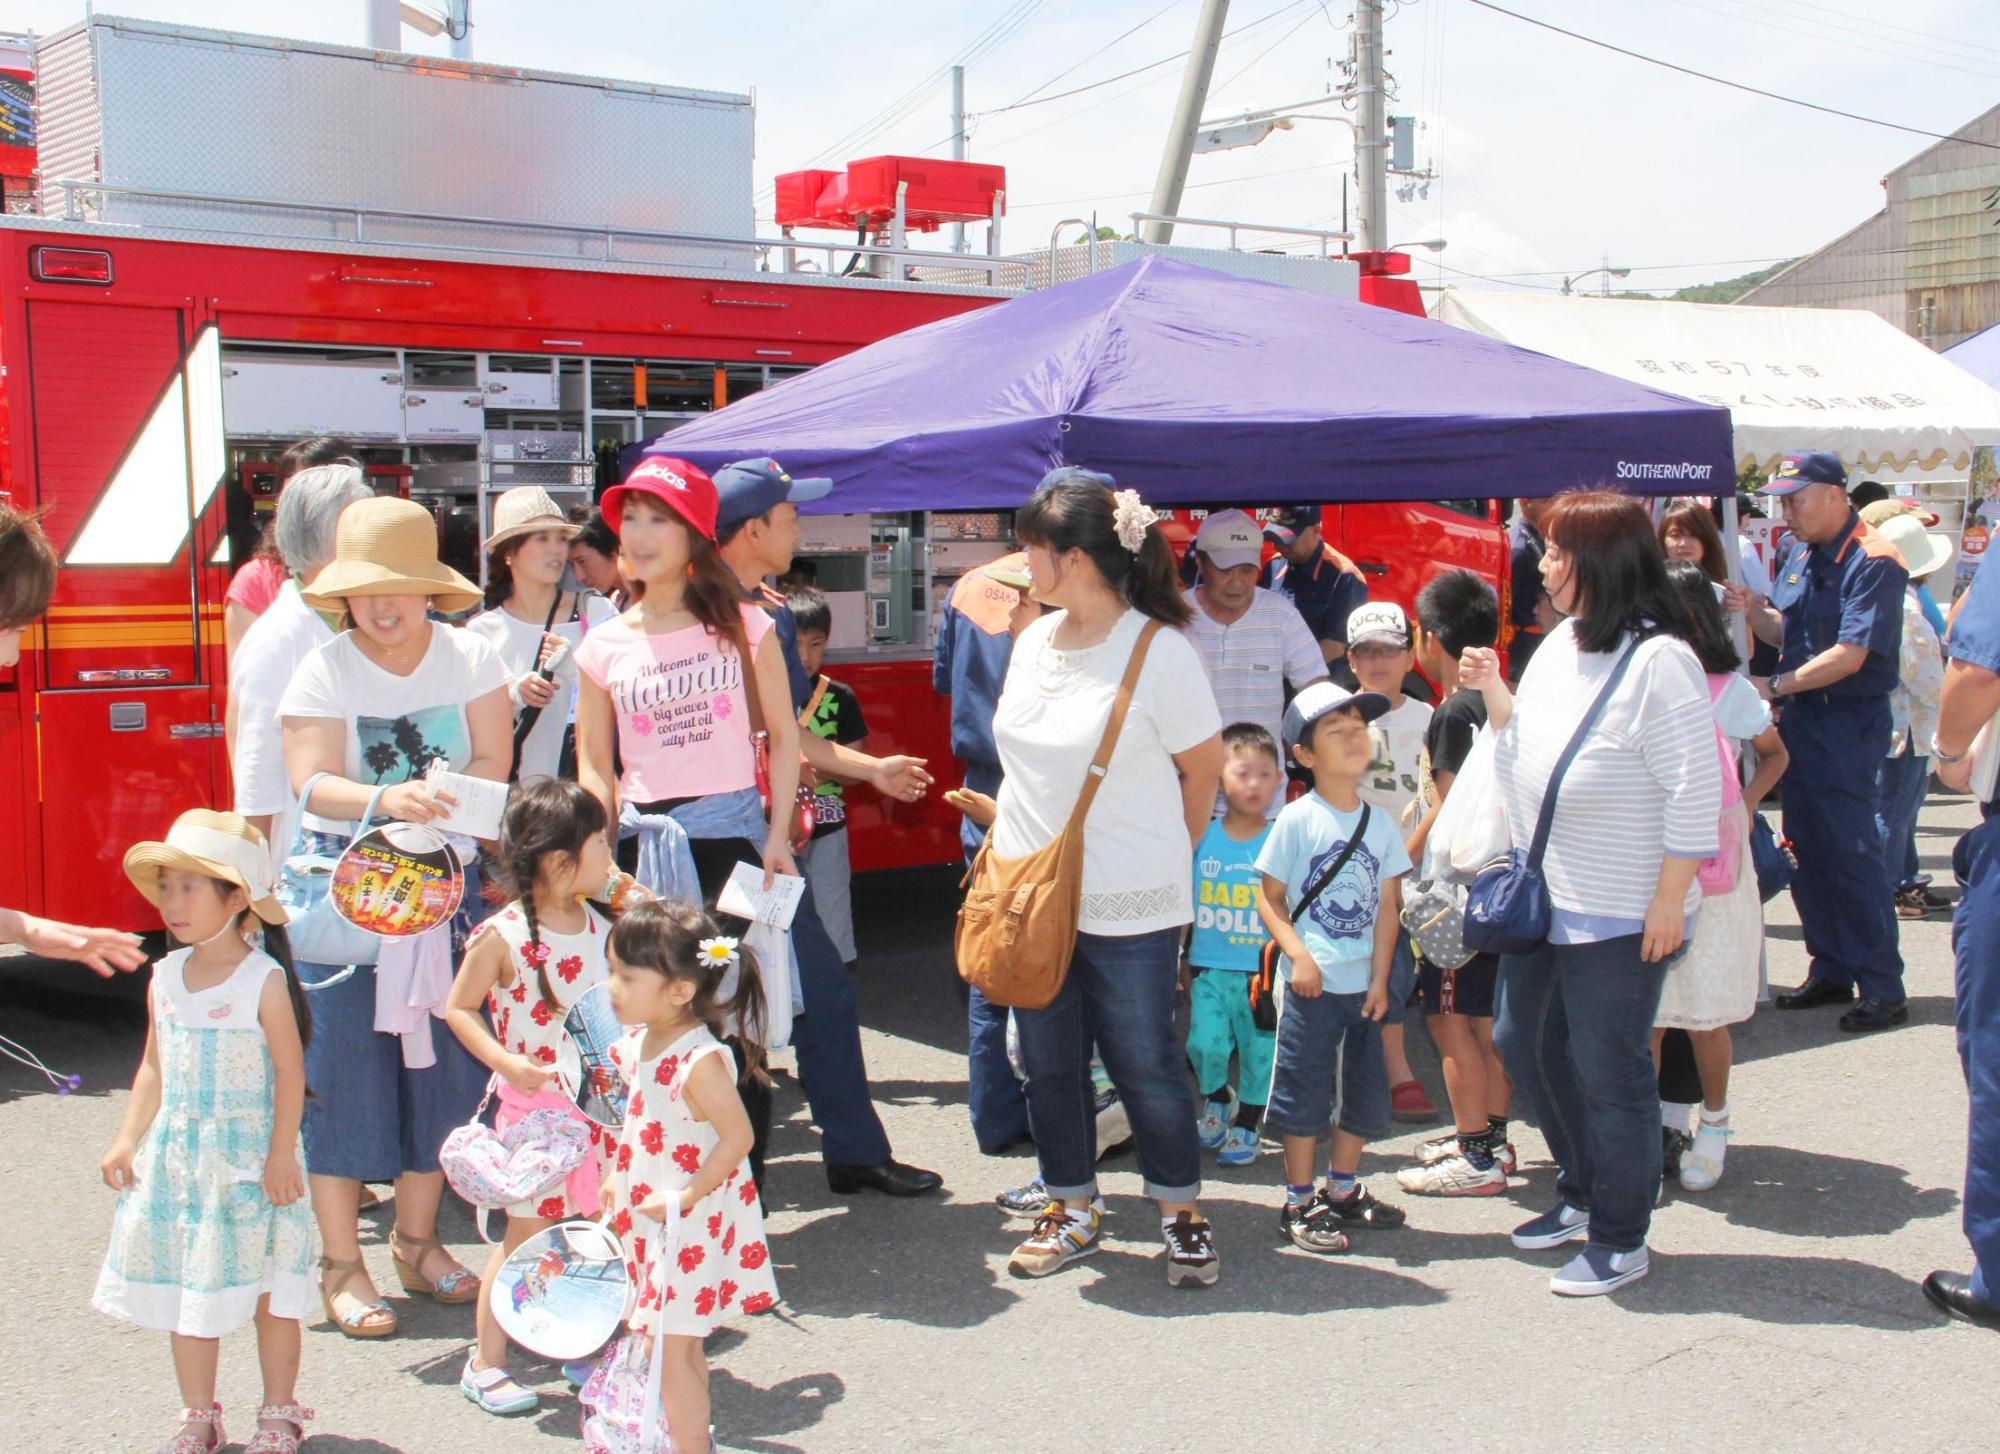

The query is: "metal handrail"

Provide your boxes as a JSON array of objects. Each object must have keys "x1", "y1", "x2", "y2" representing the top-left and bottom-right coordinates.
[
  {"x1": 51, "y1": 179, "x2": 1033, "y2": 287},
  {"x1": 1127, "y1": 211, "x2": 1354, "y2": 257}
]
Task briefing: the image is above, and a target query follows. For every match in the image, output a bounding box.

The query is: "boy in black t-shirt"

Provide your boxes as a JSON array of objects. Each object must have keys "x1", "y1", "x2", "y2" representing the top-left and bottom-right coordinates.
[
  {"x1": 1399, "y1": 571, "x2": 1518, "y2": 1195},
  {"x1": 790, "y1": 588, "x2": 869, "y2": 972}
]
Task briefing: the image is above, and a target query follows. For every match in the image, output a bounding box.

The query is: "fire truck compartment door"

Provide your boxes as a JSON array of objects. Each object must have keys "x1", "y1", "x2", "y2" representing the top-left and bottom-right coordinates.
[{"x1": 221, "y1": 354, "x2": 406, "y2": 441}]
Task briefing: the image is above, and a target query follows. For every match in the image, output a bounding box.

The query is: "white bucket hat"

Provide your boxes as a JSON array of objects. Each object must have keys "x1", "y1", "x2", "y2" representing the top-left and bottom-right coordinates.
[
  {"x1": 1872, "y1": 511, "x2": 1955, "y2": 582},
  {"x1": 484, "y1": 486, "x2": 580, "y2": 554},
  {"x1": 123, "y1": 810, "x2": 288, "y2": 925}
]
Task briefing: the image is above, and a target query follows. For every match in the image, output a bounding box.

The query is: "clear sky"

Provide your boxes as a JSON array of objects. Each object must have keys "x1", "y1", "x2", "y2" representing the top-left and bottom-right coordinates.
[{"x1": 14, "y1": 0, "x2": 2000, "y2": 295}]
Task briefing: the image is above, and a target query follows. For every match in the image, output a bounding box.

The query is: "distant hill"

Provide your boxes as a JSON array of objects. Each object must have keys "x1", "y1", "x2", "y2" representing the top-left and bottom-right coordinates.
[{"x1": 1610, "y1": 260, "x2": 1796, "y2": 304}]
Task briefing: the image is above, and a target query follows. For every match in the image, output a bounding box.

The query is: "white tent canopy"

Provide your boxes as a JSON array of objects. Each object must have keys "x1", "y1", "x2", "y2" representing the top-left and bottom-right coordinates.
[{"x1": 1433, "y1": 292, "x2": 2000, "y2": 483}]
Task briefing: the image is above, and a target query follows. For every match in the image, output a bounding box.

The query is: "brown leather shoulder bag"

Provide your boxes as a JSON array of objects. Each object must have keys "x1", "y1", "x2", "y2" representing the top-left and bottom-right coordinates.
[{"x1": 955, "y1": 619, "x2": 1162, "y2": 1009}]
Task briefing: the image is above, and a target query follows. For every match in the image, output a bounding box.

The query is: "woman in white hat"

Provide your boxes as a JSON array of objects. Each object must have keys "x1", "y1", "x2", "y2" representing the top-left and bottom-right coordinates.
[
  {"x1": 1866, "y1": 506, "x2": 1955, "y2": 920},
  {"x1": 279, "y1": 496, "x2": 512, "y2": 1338},
  {"x1": 97, "y1": 810, "x2": 316, "y2": 1454},
  {"x1": 466, "y1": 486, "x2": 616, "y2": 784}
]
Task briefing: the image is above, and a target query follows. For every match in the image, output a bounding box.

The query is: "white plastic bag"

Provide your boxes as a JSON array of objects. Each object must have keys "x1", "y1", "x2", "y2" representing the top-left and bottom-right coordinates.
[{"x1": 1434, "y1": 726, "x2": 1512, "y2": 879}]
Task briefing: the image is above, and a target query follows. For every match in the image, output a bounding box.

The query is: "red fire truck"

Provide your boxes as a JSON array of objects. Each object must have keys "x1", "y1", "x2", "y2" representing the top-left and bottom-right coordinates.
[{"x1": 0, "y1": 16, "x2": 1505, "y2": 935}]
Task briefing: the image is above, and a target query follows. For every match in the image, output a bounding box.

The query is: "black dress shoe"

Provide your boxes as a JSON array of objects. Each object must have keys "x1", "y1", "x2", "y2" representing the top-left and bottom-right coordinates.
[
  {"x1": 1922, "y1": 1270, "x2": 2000, "y2": 1328},
  {"x1": 826, "y1": 1159, "x2": 944, "y2": 1197},
  {"x1": 1773, "y1": 978, "x2": 1855, "y2": 1010},
  {"x1": 1838, "y1": 997, "x2": 1909, "y2": 1033}
]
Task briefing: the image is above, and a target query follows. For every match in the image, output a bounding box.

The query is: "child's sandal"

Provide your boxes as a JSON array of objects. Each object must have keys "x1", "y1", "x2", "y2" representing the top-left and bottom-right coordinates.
[
  {"x1": 244, "y1": 1402, "x2": 313, "y2": 1454},
  {"x1": 152, "y1": 1402, "x2": 223, "y2": 1454},
  {"x1": 389, "y1": 1230, "x2": 481, "y2": 1303}
]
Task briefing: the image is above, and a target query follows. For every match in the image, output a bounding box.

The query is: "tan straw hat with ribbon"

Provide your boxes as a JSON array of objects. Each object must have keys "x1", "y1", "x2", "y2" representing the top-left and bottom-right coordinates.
[
  {"x1": 301, "y1": 496, "x2": 482, "y2": 614},
  {"x1": 1871, "y1": 510, "x2": 1955, "y2": 582},
  {"x1": 124, "y1": 810, "x2": 289, "y2": 926},
  {"x1": 484, "y1": 485, "x2": 580, "y2": 553}
]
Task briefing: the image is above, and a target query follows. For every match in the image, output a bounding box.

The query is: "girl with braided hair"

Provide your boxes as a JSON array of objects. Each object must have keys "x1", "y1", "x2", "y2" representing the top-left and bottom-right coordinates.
[{"x1": 443, "y1": 778, "x2": 617, "y2": 1416}]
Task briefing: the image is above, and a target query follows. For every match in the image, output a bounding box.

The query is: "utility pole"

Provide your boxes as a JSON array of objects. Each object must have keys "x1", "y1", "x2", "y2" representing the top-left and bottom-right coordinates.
[
  {"x1": 1142, "y1": 0, "x2": 1230, "y2": 245},
  {"x1": 1353, "y1": 0, "x2": 1387, "y2": 253},
  {"x1": 950, "y1": 64, "x2": 967, "y2": 254}
]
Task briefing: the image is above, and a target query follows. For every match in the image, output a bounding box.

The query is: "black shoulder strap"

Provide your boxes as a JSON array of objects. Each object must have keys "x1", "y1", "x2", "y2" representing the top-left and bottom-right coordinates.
[{"x1": 1292, "y1": 802, "x2": 1371, "y2": 925}]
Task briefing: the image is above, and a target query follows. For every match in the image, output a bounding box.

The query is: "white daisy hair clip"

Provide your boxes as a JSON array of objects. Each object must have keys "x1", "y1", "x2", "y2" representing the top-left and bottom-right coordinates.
[
  {"x1": 1111, "y1": 488, "x2": 1160, "y2": 554},
  {"x1": 696, "y1": 935, "x2": 741, "y2": 970}
]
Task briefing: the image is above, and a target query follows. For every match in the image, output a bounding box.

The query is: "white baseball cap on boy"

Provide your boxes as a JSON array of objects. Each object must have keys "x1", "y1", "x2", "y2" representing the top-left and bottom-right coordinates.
[
  {"x1": 1346, "y1": 601, "x2": 1411, "y2": 650},
  {"x1": 1282, "y1": 681, "x2": 1391, "y2": 749}
]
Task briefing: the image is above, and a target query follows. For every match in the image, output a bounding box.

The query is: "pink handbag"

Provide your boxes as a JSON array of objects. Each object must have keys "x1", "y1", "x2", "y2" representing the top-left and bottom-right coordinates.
[
  {"x1": 1696, "y1": 675, "x2": 1745, "y2": 898},
  {"x1": 580, "y1": 1206, "x2": 685, "y2": 1454},
  {"x1": 440, "y1": 1079, "x2": 591, "y2": 1241}
]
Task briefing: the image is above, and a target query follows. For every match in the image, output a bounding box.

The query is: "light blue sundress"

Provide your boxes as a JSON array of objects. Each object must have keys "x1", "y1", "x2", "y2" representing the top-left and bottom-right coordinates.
[{"x1": 93, "y1": 948, "x2": 316, "y2": 1335}]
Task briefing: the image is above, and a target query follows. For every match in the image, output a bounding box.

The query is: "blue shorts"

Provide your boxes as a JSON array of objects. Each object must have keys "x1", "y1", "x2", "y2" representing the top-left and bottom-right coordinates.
[
  {"x1": 1263, "y1": 987, "x2": 1391, "y2": 1142},
  {"x1": 1381, "y1": 933, "x2": 1419, "y2": 1026}
]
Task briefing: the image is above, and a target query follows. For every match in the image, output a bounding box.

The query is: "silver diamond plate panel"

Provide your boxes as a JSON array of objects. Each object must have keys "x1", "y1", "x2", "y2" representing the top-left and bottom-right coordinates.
[
  {"x1": 30, "y1": 25, "x2": 98, "y2": 219},
  {"x1": 34, "y1": 16, "x2": 753, "y2": 268},
  {"x1": 1020, "y1": 242, "x2": 1361, "y2": 297}
]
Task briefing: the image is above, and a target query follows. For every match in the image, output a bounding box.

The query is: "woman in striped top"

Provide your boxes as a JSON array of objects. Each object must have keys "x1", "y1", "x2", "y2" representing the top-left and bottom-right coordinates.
[{"x1": 1461, "y1": 490, "x2": 1720, "y2": 1298}]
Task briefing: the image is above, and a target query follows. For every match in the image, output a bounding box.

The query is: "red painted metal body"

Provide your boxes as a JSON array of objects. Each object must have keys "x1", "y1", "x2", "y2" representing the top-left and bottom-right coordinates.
[{"x1": 775, "y1": 156, "x2": 1007, "y2": 234}]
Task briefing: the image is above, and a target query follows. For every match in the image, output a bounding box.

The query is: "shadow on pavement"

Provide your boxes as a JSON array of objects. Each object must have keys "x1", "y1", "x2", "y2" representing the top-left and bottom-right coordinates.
[
  {"x1": 1686, "y1": 1143, "x2": 1959, "y2": 1237},
  {"x1": 714, "y1": 1367, "x2": 845, "y2": 1454},
  {"x1": 1619, "y1": 1251, "x2": 1938, "y2": 1329},
  {"x1": 1076, "y1": 1239, "x2": 1450, "y2": 1316},
  {"x1": 766, "y1": 1198, "x2": 1023, "y2": 1329}
]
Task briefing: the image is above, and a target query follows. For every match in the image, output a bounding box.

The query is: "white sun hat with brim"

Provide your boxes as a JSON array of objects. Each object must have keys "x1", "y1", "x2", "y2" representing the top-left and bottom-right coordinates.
[
  {"x1": 483, "y1": 485, "x2": 581, "y2": 554},
  {"x1": 300, "y1": 495, "x2": 482, "y2": 614},
  {"x1": 124, "y1": 809, "x2": 289, "y2": 926},
  {"x1": 1871, "y1": 511, "x2": 1955, "y2": 583}
]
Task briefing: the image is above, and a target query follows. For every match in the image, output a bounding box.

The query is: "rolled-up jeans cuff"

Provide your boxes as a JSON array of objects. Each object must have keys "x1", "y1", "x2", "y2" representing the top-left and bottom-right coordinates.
[
  {"x1": 1143, "y1": 1178, "x2": 1202, "y2": 1203},
  {"x1": 1044, "y1": 1179, "x2": 1099, "y2": 1204}
]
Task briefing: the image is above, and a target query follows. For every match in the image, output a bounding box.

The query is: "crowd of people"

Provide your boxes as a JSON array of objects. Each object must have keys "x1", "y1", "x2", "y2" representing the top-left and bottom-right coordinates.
[{"x1": 0, "y1": 433, "x2": 1996, "y2": 1452}]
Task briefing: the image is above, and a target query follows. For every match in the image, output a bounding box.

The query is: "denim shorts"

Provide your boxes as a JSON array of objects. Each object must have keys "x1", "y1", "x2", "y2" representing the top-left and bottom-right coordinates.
[
  {"x1": 1381, "y1": 933, "x2": 1419, "y2": 1026},
  {"x1": 1263, "y1": 986, "x2": 1391, "y2": 1141}
]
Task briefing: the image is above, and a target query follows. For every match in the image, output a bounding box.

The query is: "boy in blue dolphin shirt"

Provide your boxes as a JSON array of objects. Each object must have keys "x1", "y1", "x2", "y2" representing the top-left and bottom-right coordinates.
[
  {"x1": 1257, "y1": 682, "x2": 1412, "y2": 1254},
  {"x1": 1188, "y1": 724, "x2": 1284, "y2": 1165}
]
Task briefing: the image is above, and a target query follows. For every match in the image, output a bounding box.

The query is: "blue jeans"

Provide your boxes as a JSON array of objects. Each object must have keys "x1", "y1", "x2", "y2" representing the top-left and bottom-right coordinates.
[
  {"x1": 1952, "y1": 814, "x2": 2000, "y2": 1302},
  {"x1": 1495, "y1": 934, "x2": 1668, "y2": 1253},
  {"x1": 959, "y1": 761, "x2": 1031, "y2": 1151},
  {"x1": 1381, "y1": 933, "x2": 1419, "y2": 1026},
  {"x1": 1263, "y1": 988, "x2": 1391, "y2": 1141},
  {"x1": 1013, "y1": 927, "x2": 1200, "y2": 1203},
  {"x1": 1877, "y1": 748, "x2": 1929, "y2": 894}
]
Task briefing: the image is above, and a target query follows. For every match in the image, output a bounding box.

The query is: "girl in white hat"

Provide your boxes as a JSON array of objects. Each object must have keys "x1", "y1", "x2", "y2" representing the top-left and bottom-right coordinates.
[
  {"x1": 96, "y1": 811, "x2": 317, "y2": 1454},
  {"x1": 467, "y1": 485, "x2": 617, "y2": 784}
]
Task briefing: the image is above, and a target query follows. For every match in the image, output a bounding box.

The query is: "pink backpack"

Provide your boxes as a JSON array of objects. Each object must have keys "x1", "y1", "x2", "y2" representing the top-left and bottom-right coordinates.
[
  {"x1": 440, "y1": 1081, "x2": 591, "y2": 1241},
  {"x1": 1696, "y1": 674, "x2": 1745, "y2": 897}
]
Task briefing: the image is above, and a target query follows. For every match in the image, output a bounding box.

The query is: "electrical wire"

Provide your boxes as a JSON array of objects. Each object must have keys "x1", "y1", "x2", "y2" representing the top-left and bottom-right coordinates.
[
  {"x1": 999, "y1": 0, "x2": 1185, "y2": 110},
  {"x1": 1660, "y1": 0, "x2": 2000, "y2": 82},
  {"x1": 1742, "y1": 0, "x2": 2000, "y2": 63},
  {"x1": 1462, "y1": 0, "x2": 2000, "y2": 152}
]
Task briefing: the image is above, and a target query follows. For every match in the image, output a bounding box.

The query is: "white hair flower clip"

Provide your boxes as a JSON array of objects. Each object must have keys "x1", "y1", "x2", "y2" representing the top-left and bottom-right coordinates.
[
  {"x1": 1111, "y1": 488, "x2": 1160, "y2": 554},
  {"x1": 696, "y1": 936, "x2": 740, "y2": 970}
]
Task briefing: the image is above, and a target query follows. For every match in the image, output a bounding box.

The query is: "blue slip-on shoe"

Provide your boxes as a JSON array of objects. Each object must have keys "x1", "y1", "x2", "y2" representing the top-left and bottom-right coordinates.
[
  {"x1": 1511, "y1": 1202, "x2": 1590, "y2": 1251},
  {"x1": 1550, "y1": 1243, "x2": 1650, "y2": 1297},
  {"x1": 1217, "y1": 1124, "x2": 1260, "y2": 1166},
  {"x1": 562, "y1": 1355, "x2": 601, "y2": 1388}
]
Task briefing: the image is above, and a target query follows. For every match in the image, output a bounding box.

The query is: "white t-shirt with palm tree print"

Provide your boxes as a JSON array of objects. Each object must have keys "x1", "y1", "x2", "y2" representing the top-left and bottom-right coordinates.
[{"x1": 281, "y1": 623, "x2": 510, "y2": 834}]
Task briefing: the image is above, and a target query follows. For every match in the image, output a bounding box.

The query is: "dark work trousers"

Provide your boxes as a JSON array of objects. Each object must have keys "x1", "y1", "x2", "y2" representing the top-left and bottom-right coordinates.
[
  {"x1": 656, "y1": 828, "x2": 894, "y2": 1184},
  {"x1": 1778, "y1": 695, "x2": 1906, "y2": 1001},
  {"x1": 1952, "y1": 813, "x2": 2000, "y2": 1304}
]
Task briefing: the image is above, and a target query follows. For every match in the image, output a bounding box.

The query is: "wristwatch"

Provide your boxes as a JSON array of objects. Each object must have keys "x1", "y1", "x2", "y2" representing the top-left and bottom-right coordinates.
[
  {"x1": 1769, "y1": 671, "x2": 1790, "y2": 698},
  {"x1": 1932, "y1": 736, "x2": 1967, "y2": 766}
]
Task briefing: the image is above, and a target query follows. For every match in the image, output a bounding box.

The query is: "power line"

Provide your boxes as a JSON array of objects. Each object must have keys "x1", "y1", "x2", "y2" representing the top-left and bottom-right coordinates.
[
  {"x1": 1748, "y1": 0, "x2": 2000, "y2": 63},
  {"x1": 1461, "y1": 0, "x2": 2000, "y2": 153},
  {"x1": 999, "y1": 1, "x2": 1185, "y2": 111},
  {"x1": 1661, "y1": 0, "x2": 2000, "y2": 82}
]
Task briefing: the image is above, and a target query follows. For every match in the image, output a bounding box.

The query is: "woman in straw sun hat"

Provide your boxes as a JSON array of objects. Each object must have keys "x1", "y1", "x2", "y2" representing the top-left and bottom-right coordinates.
[
  {"x1": 97, "y1": 809, "x2": 318, "y2": 1453},
  {"x1": 279, "y1": 495, "x2": 511, "y2": 1338},
  {"x1": 467, "y1": 485, "x2": 616, "y2": 784},
  {"x1": 1868, "y1": 508, "x2": 1955, "y2": 921}
]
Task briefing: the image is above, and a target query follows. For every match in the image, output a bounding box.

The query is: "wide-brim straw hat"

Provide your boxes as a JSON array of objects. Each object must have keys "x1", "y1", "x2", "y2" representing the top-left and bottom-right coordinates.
[
  {"x1": 124, "y1": 810, "x2": 288, "y2": 926},
  {"x1": 1872, "y1": 511, "x2": 1955, "y2": 582},
  {"x1": 484, "y1": 485, "x2": 580, "y2": 554},
  {"x1": 301, "y1": 496, "x2": 483, "y2": 614}
]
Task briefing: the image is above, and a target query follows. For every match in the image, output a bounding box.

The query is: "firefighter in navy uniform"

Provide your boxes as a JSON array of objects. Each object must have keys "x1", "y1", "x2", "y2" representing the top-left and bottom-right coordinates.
[
  {"x1": 1926, "y1": 553, "x2": 2000, "y2": 1329},
  {"x1": 1730, "y1": 450, "x2": 1909, "y2": 1032}
]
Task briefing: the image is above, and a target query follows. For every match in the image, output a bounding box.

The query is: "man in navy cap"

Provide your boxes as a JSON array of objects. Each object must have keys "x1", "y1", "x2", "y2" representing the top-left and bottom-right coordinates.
[
  {"x1": 1927, "y1": 553, "x2": 2000, "y2": 1329},
  {"x1": 1728, "y1": 449, "x2": 1909, "y2": 1032},
  {"x1": 1260, "y1": 506, "x2": 1370, "y2": 672},
  {"x1": 711, "y1": 455, "x2": 943, "y2": 1196}
]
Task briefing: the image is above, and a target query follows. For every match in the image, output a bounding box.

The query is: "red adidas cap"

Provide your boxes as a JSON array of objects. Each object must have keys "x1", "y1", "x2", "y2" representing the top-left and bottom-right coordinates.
[{"x1": 601, "y1": 456, "x2": 719, "y2": 542}]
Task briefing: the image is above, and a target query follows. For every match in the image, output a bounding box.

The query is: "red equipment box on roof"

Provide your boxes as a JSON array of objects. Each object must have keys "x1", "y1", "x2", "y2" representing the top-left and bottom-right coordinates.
[{"x1": 776, "y1": 155, "x2": 1007, "y2": 233}]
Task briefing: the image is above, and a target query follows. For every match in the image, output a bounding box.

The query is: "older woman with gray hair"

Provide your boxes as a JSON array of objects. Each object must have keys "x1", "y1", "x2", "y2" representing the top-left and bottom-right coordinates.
[{"x1": 228, "y1": 462, "x2": 376, "y2": 845}]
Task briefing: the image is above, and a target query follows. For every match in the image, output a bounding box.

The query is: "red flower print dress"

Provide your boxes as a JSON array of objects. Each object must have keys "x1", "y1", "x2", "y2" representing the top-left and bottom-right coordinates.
[
  {"x1": 477, "y1": 901, "x2": 613, "y2": 1219},
  {"x1": 604, "y1": 1024, "x2": 777, "y2": 1337}
]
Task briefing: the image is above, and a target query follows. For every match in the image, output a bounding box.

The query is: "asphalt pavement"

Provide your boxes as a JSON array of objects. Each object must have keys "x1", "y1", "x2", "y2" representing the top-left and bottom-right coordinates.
[{"x1": 8, "y1": 793, "x2": 1993, "y2": 1453}]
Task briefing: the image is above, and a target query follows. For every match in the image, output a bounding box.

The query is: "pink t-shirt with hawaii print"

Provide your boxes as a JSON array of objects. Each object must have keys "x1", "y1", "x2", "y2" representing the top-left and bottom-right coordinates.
[{"x1": 574, "y1": 605, "x2": 773, "y2": 805}]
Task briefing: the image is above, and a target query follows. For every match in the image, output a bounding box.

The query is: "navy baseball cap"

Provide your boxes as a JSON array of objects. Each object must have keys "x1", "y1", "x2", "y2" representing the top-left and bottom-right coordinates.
[
  {"x1": 1262, "y1": 505, "x2": 1322, "y2": 545},
  {"x1": 1282, "y1": 681, "x2": 1391, "y2": 749},
  {"x1": 713, "y1": 456, "x2": 832, "y2": 533},
  {"x1": 1758, "y1": 450, "x2": 1847, "y2": 497}
]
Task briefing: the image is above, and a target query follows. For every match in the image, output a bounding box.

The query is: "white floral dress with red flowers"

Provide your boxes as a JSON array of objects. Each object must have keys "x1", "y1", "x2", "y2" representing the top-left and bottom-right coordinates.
[
  {"x1": 477, "y1": 900, "x2": 613, "y2": 1219},
  {"x1": 604, "y1": 1023, "x2": 777, "y2": 1337}
]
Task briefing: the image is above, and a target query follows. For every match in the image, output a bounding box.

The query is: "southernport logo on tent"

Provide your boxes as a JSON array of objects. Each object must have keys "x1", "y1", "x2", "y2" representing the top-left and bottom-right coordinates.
[{"x1": 1614, "y1": 461, "x2": 1717, "y2": 482}]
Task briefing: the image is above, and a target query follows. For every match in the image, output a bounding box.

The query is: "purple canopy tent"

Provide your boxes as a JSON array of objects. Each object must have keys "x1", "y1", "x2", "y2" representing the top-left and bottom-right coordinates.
[{"x1": 639, "y1": 256, "x2": 1733, "y2": 507}]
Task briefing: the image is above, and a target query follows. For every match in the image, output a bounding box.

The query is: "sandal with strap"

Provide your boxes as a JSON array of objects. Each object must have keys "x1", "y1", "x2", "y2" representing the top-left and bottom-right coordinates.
[
  {"x1": 318, "y1": 1254, "x2": 398, "y2": 1338},
  {"x1": 390, "y1": 1230, "x2": 480, "y2": 1304},
  {"x1": 152, "y1": 1402, "x2": 223, "y2": 1454},
  {"x1": 244, "y1": 1402, "x2": 313, "y2": 1454},
  {"x1": 1679, "y1": 1116, "x2": 1733, "y2": 1193}
]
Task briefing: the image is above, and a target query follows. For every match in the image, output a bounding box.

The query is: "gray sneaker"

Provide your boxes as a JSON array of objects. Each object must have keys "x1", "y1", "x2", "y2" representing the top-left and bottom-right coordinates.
[{"x1": 1163, "y1": 1212, "x2": 1220, "y2": 1286}]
